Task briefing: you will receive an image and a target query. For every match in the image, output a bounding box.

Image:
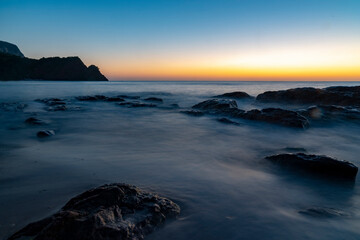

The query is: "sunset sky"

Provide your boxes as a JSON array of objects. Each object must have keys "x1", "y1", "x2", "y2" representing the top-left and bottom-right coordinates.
[{"x1": 1, "y1": 0, "x2": 360, "y2": 81}]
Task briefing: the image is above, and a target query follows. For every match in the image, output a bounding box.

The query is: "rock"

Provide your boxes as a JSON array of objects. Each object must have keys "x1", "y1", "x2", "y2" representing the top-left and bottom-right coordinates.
[
  {"x1": 265, "y1": 153, "x2": 358, "y2": 179},
  {"x1": 0, "y1": 40, "x2": 24, "y2": 57},
  {"x1": 299, "y1": 207, "x2": 350, "y2": 218},
  {"x1": 8, "y1": 183, "x2": 180, "y2": 240},
  {"x1": 76, "y1": 95, "x2": 107, "y2": 101},
  {"x1": 281, "y1": 147, "x2": 307, "y2": 153},
  {"x1": 214, "y1": 91, "x2": 253, "y2": 99},
  {"x1": 298, "y1": 105, "x2": 360, "y2": 121},
  {"x1": 216, "y1": 118, "x2": 240, "y2": 125},
  {"x1": 37, "y1": 130, "x2": 55, "y2": 138},
  {"x1": 118, "y1": 95, "x2": 140, "y2": 99},
  {"x1": 144, "y1": 97, "x2": 163, "y2": 103},
  {"x1": 243, "y1": 108, "x2": 309, "y2": 128},
  {"x1": 36, "y1": 98, "x2": 66, "y2": 106},
  {"x1": 192, "y1": 99, "x2": 238, "y2": 111},
  {"x1": 25, "y1": 117, "x2": 46, "y2": 125},
  {"x1": 0, "y1": 52, "x2": 108, "y2": 81},
  {"x1": 117, "y1": 102, "x2": 156, "y2": 108},
  {"x1": 181, "y1": 110, "x2": 205, "y2": 117},
  {"x1": 105, "y1": 97, "x2": 125, "y2": 102},
  {"x1": 256, "y1": 86, "x2": 360, "y2": 107}
]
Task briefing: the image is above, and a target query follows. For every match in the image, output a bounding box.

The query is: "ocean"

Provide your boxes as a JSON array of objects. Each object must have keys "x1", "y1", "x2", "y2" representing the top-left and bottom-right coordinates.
[{"x1": 1, "y1": 81, "x2": 360, "y2": 240}]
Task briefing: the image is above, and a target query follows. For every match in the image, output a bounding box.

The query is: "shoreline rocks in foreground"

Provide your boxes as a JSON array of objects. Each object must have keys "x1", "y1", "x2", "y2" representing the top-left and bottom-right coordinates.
[
  {"x1": 265, "y1": 153, "x2": 358, "y2": 180},
  {"x1": 8, "y1": 183, "x2": 180, "y2": 240}
]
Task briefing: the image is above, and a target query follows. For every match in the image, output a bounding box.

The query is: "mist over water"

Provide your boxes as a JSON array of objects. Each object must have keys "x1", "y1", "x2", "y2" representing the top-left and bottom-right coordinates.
[{"x1": 1, "y1": 81, "x2": 360, "y2": 240}]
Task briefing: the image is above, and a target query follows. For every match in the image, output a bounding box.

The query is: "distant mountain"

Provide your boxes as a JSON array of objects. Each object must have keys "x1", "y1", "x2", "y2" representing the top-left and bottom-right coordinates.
[
  {"x1": 0, "y1": 41, "x2": 25, "y2": 57},
  {"x1": 0, "y1": 41, "x2": 108, "y2": 81}
]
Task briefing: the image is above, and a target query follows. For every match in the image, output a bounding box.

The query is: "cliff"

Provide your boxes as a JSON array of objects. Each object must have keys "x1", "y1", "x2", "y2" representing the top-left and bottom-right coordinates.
[
  {"x1": 0, "y1": 41, "x2": 24, "y2": 57},
  {"x1": 0, "y1": 41, "x2": 108, "y2": 81}
]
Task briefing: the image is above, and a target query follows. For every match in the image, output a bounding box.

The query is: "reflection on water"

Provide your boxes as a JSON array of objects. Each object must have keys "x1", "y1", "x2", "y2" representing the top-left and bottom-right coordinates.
[{"x1": 0, "y1": 81, "x2": 360, "y2": 240}]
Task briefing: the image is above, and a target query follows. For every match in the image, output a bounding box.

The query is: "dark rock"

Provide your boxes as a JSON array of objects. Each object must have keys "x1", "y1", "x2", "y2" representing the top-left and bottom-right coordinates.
[
  {"x1": 170, "y1": 104, "x2": 180, "y2": 108},
  {"x1": 181, "y1": 110, "x2": 205, "y2": 117},
  {"x1": 25, "y1": 117, "x2": 46, "y2": 125},
  {"x1": 118, "y1": 95, "x2": 140, "y2": 99},
  {"x1": 265, "y1": 153, "x2": 358, "y2": 179},
  {"x1": 0, "y1": 52, "x2": 108, "y2": 81},
  {"x1": 216, "y1": 118, "x2": 240, "y2": 125},
  {"x1": 256, "y1": 86, "x2": 360, "y2": 106},
  {"x1": 192, "y1": 99, "x2": 238, "y2": 111},
  {"x1": 144, "y1": 97, "x2": 163, "y2": 103},
  {"x1": 37, "y1": 98, "x2": 67, "y2": 106},
  {"x1": 299, "y1": 105, "x2": 360, "y2": 121},
  {"x1": 214, "y1": 91, "x2": 253, "y2": 99},
  {"x1": 105, "y1": 97, "x2": 125, "y2": 102},
  {"x1": 243, "y1": 108, "x2": 309, "y2": 128},
  {"x1": 76, "y1": 95, "x2": 106, "y2": 101},
  {"x1": 117, "y1": 102, "x2": 156, "y2": 108},
  {"x1": 37, "y1": 130, "x2": 55, "y2": 138},
  {"x1": 299, "y1": 207, "x2": 350, "y2": 218},
  {"x1": 8, "y1": 183, "x2": 180, "y2": 240},
  {"x1": 0, "y1": 40, "x2": 24, "y2": 57}
]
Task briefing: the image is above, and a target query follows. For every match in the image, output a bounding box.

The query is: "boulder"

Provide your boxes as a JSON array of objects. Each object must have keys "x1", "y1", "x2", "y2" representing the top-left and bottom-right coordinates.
[
  {"x1": 8, "y1": 183, "x2": 180, "y2": 240},
  {"x1": 105, "y1": 97, "x2": 125, "y2": 102},
  {"x1": 243, "y1": 108, "x2": 309, "y2": 128},
  {"x1": 265, "y1": 153, "x2": 358, "y2": 179},
  {"x1": 214, "y1": 91, "x2": 253, "y2": 99},
  {"x1": 118, "y1": 95, "x2": 140, "y2": 100},
  {"x1": 192, "y1": 99, "x2": 238, "y2": 111},
  {"x1": 37, "y1": 130, "x2": 55, "y2": 138},
  {"x1": 25, "y1": 117, "x2": 46, "y2": 125},
  {"x1": 256, "y1": 86, "x2": 360, "y2": 106},
  {"x1": 144, "y1": 97, "x2": 163, "y2": 103}
]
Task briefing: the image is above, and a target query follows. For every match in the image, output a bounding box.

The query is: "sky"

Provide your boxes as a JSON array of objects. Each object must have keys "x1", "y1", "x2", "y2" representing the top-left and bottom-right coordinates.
[{"x1": 0, "y1": 0, "x2": 360, "y2": 81}]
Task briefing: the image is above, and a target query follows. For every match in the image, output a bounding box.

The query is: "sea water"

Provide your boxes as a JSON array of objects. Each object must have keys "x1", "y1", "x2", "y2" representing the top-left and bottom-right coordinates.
[{"x1": 0, "y1": 81, "x2": 360, "y2": 240}]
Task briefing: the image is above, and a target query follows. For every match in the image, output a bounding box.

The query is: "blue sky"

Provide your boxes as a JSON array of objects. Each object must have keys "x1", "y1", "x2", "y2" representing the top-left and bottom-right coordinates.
[{"x1": 1, "y1": 0, "x2": 360, "y2": 80}]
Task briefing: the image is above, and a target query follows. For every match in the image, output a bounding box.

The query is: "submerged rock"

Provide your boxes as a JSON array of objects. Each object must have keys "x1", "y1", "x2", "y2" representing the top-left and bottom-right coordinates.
[
  {"x1": 118, "y1": 95, "x2": 140, "y2": 99},
  {"x1": 36, "y1": 98, "x2": 66, "y2": 106},
  {"x1": 105, "y1": 97, "x2": 125, "y2": 102},
  {"x1": 216, "y1": 118, "x2": 240, "y2": 125},
  {"x1": 299, "y1": 207, "x2": 350, "y2": 218},
  {"x1": 76, "y1": 95, "x2": 106, "y2": 101},
  {"x1": 243, "y1": 108, "x2": 309, "y2": 129},
  {"x1": 25, "y1": 117, "x2": 46, "y2": 125},
  {"x1": 46, "y1": 105, "x2": 67, "y2": 111},
  {"x1": 0, "y1": 102, "x2": 27, "y2": 112},
  {"x1": 37, "y1": 130, "x2": 55, "y2": 138},
  {"x1": 256, "y1": 86, "x2": 360, "y2": 106},
  {"x1": 214, "y1": 91, "x2": 253, "y2": 99},
  {"x1": 144, "y1": 97, "x2": 163, "y2": 103},
  {"x1": 265, "y1": 153, "x2": 358, "y2": 180},
  {"x1": 8, "y1": 183, "x2": 180, "y2": 240}
]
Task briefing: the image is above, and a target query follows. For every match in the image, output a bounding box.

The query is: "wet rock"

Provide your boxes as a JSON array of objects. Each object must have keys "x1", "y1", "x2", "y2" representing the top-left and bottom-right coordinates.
[
  {"x1": 243, "y1": 108, "x2": 309, "y2": 128},
  {"x1": 76, "y1": 95, "x2": 107, "y2": 101},
  {"x1": 299, "y1": 207, "x2": 350, "y2": 218},
  {"x1": 118, "y1": 95, "x2": 140, "y2": 99},
  {"x1": 281, "y1": 147, "x2": 307, "y2": 153},
  {"x1": 8, "y1": 183, "x2": 180, "y2": 240},
  {"x1": 192, "y1": 99, "x2": 238, "y2": 111},
  {"x1": 105, "y1": 97, "x2": 125, "y2": 102},
  {"x1": 216, "y1": 118, "x2": 240, "y2": 125},
  {"x1": 214, "y1": 91, "x2": 253, "y2": 99},
  {"x1": 265, "y1": 153, "x2": 358, "y2": 179},
  {"x1": 117, "y1": 102, "x2": 156, "y2": 108},
  {"x1": 25, "y1": 117, "x2": 46, "y2": 125},
  {"x1": 181, "y1": 110, "x2": 205, "y2": 117},
  {"x1": 256, "y1": 86, "x2": 360, "y2": 106},
  {"x1": 144, "y1": 97, "x2": 163, "y2": 103},
  {"x1": 36, "y1": 98, "x2": 66, "y2": 106},
  {"x1": 298, "y1": 105, "x2": 360, "y2": 121},
  {"x1": 37, "y1": 130, "x2": 55, "y2": 138}
]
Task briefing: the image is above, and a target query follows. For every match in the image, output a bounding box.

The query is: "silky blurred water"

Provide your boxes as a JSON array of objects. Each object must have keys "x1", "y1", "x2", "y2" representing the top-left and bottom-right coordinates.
[{"x1": 1, "y1": 81, "x2": 360, "y2": 240}]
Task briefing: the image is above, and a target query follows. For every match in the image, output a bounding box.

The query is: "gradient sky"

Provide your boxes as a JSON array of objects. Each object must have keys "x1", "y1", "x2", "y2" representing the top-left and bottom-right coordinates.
[{"x1": 1, "y1": 0, "x2": 360, "y2": 80}]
